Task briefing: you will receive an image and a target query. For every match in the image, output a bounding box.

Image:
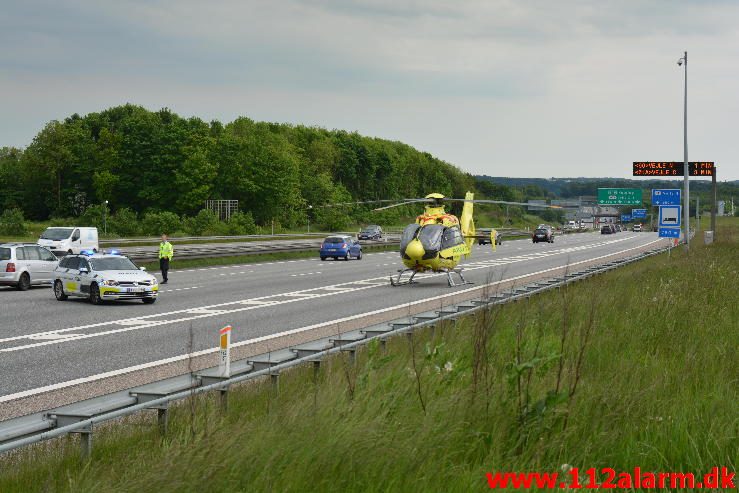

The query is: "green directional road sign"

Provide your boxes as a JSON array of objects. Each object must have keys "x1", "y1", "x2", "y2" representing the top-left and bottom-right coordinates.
[{"x1": 597, "y1": 188, "x2": 642, "y2": 205}]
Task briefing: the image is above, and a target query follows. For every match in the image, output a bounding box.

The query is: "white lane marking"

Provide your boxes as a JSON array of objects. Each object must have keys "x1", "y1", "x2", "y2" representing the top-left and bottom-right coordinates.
[
  {"x1": 28, "y1": 333, "x2": 84, "y2": 341},
  {"x1": 0, "y1": 237, "x2": 664, "y2": 403},
  {"x1": 0, "y1": 235, "x2": 656, "y2": 351},
  {"x1": 290, "y1": 272, "x2": 322, "y2": 277}
]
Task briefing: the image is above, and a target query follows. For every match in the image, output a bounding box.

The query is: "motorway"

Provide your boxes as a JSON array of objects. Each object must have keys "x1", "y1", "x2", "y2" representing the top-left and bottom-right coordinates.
[{"x1": 0, "y1": 231, "x2": 666, "y2": 417}]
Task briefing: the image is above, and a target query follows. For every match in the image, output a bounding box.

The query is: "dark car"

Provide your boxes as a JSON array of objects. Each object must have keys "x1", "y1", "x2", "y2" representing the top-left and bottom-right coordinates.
[
  {"x1": 601, "y1": 225, "x2": 612, "y2": 234},
  {"x1": 615, "y1": 224, "x2": 622, "y2": 232},
  {"x1": 358, "y1": 225, "x2": 383, "y2": 241},
  {"x1": 532, "y1": 227, "x2": 554, "y2": 243},
  {"x1": 477, "y1": 228, "x2": 502, "y2": 246},
  {"x1": 319, "y1": 235, "x2": 362, "y2": 261}
]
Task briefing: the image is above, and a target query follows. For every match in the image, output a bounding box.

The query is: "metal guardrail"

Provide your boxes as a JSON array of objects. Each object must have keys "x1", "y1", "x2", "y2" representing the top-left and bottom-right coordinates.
[{"x1": 0, "y1": 242, "x2": 674, "y2": 457}]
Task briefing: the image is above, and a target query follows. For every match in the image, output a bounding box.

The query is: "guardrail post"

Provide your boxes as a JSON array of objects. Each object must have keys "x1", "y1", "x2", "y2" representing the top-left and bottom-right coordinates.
[
  {"x1": 80, "y1": 428, "x2": 92, "y2": 460},
  {"x1": 270, "y1": 372, "x2": 279, "y2": 394},
  {"x1": 312, "y1": 360, "x2": 321, "y2": 380},
  {"x1": 157, "y1": 408, "x2": 169, "y2": 435}
]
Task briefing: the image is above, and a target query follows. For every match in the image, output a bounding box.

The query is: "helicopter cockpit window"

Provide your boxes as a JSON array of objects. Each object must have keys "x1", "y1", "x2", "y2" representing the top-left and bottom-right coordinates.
[
  {"x1": 400, "y1": 224, "x2": 420, "y2": 250},
  {"x1": 417, "y1": 224, "x2": 444, "y2": 253},
  {"x1": 441, "y1": 227, "x2": 464, "y2": 250}
]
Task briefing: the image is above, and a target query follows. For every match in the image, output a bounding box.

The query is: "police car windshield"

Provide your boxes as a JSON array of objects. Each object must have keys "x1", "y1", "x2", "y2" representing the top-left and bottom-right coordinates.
[
  {"x1": 40, "y1": 228, "x2": 73, "y2": 240},
  {"x1": 89, "y1": 257, "x2": 138, "y2": 271}
]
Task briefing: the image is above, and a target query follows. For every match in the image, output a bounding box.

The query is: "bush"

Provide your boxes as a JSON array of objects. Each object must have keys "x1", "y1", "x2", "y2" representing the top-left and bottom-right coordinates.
[
  {"x1": 0, "y1": 208, "x2": 27, "y2": 236},
  {"x1": 184, "y1": 209, "x2": 219, "y2": 236},
  {"x1": 78, "y1": 204, "x2": 107, "y2": 230},
  {"x1": 141, "y1": 211, "x2": 182, "y2": 236},
  {"x1": 109, "y1": 208, "x2": 140, "y2": 237},
  {"x1": 226, "y1": 211, "x2": 258, "y2": 235}
]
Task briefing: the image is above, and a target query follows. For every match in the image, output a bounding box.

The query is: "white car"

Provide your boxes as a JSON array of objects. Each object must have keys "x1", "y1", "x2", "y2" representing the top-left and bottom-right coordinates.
[{"x1": 53, "y1": 252, "x2": 158, "y2": 304}]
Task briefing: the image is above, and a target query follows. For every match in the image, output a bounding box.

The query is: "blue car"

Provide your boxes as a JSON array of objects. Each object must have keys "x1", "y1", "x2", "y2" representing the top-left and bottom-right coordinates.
[{"x1": 320, "y1": 235, "x2": 362, "y2": 261}]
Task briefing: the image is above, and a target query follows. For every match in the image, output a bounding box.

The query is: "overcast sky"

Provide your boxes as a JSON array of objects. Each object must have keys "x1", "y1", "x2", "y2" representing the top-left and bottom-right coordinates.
[{"x1": 1, "y1": 0, "x2": 737, "y2": 180}]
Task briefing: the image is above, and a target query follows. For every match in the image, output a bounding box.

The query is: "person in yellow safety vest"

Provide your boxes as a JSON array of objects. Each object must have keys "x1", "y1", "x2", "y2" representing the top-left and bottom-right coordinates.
[
  {"x1": 159, "y1": 234, "x2": 174, "y2": 284},
  {"x1": 490, "y1": 228, "x2": 498, "y2": 252}
]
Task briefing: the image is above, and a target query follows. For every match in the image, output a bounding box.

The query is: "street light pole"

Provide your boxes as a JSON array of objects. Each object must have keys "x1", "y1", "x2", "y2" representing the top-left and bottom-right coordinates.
[
  {"x1": 307, "y1": 205, "x2": 312, "y2": 233},
  {"x1": 103, "y1": 200, "x2": 109, "y2": 235},
  {"x1": 678, "y1": 51, "x2": 689, "y2": 249}
]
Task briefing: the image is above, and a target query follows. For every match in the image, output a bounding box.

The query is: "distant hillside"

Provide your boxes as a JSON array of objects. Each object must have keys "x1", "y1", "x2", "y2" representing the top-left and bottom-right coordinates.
[{"x1": 477, "y1": 176, "x2": 739, "y2": 201}]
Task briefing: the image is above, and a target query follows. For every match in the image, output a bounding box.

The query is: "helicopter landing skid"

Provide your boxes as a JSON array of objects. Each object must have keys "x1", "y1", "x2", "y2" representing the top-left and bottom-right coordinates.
[
  {"x1": 390, "y1": 269, "x2": 418, "y2": 287},
  {"x1": 445, "y1": 268, "x2": 472, "y2": 288}
]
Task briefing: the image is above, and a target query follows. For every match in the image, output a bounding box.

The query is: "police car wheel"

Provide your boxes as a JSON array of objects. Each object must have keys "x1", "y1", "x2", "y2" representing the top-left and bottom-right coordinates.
[
  {"x1": 142, "y1": 297, "x2": 156, "y2": 304},
  {"x1": 344, "y1": 254, "x2": 350, "y2": 261},
  {"x1": 89, "y1": 283, "x2": 103, "y2": 305},
  {"x1": 320, "y1": 257, "x2": 326, "y2": 261},
  {"x1": 54, "y1": 280, "x2": 68, "y2": 301}
]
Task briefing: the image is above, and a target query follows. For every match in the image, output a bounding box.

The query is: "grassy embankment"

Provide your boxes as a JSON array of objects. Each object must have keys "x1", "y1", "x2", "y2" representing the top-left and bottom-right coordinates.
[{"x1": 2, "y1": 219, "x2": 735, "y2": 492}]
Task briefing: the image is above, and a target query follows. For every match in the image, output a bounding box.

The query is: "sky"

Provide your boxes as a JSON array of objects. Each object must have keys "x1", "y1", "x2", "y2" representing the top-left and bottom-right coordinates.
[{"x1": 1, "y1": 0, "x2": 737, "y2": 180}]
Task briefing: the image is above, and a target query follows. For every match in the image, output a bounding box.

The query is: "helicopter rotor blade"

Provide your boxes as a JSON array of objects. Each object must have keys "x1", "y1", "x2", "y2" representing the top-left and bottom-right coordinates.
[
  {"x1": 315, "y1": 199, "x2": 425, "y2": 208},
  {"x1": 372, "y1": 199, "x2": 432, "y2": 211},
  {"x1": 442, "y1": 198, "x2": 563, "y2": 209}
]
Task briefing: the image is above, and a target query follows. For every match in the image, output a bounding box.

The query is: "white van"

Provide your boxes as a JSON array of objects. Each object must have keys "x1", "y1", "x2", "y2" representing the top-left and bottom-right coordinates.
[{"x1": 37, "y1": 227, "x2": 99, "y2": 255}]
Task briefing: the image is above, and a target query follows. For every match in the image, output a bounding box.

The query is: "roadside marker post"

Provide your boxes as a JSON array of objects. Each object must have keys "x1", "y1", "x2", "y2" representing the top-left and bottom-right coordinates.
[
  {"x1": 217, "y1": 325, "x2": 232, "y2": 411},
  {"x1": 218, "y1": 325, "x2": 232, "y2": 378}
]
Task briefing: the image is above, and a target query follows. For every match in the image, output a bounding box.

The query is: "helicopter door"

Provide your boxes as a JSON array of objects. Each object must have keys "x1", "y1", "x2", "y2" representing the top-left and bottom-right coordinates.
[{"x1": 441, "y1": 227, "x2": 464, "y2": 251}]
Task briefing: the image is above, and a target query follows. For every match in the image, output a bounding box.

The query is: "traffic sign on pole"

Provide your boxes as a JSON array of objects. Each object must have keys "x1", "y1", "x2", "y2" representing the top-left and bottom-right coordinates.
[
  {"x1": 597, "y1": 188, "x2": 642, "y2": 205},
  {"x1": 218, "y1": 325, "x2": 231, "y2": 378},
  {"x1": 652, "y1": 189, "x2": 681, "y2": 206},
  {"x1": 632, "y1": 209, "x2": 647, "y2": 219},
  {"x1": 621, "y1": 214, "x2": 632, "y2": 222},
  {"x1": 658, "y1": 206, "x2": 681, "y2": 227},
  {"x1": 658, "y1": 227, "x2": 680, "y2": 239}
]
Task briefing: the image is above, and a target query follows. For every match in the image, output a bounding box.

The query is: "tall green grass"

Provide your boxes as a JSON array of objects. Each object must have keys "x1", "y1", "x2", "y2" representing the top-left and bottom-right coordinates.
[{"x1": 1, "y1": 220, "x2": 737, "y2": 492}]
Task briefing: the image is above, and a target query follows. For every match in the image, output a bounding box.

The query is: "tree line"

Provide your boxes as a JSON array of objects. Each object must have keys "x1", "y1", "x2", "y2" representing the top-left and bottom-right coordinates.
[{"x1": 0, "y1": 105, "x2": 487, "y2": 232}]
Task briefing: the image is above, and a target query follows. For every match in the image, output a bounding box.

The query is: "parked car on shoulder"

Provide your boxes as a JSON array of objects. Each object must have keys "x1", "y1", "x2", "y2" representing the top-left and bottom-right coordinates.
[
  {"x1": 358, "y1": 225, "x2": 383, "y2": 241},
  {"x1": 0, "y1": 243, "x2": 59, "y2": 290},
  {"x1": 600, "y1": 225, "x2": 613, "y2": 235},
  {"x1": 320, "y1": 235, "x2": 363, "y2": 261}
]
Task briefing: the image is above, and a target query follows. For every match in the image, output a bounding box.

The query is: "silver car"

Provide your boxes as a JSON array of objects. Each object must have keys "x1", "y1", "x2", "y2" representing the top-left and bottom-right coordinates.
[{"x1": 0, "y1": 243, "x2": 59, "y2": 290}]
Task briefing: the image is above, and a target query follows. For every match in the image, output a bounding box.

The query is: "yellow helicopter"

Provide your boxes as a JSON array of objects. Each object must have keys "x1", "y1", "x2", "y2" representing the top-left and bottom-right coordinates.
[
  {"x1": 319, "y1": 192, "x2": 561, "y2": 287},
  {"x1": 369, "y1": 192, "x2": 561, "y2": 287}
]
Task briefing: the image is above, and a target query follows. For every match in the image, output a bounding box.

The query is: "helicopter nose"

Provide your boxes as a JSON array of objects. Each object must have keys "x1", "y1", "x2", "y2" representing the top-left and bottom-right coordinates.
[{"x1": 405, "y1": 239, "x2": 425, "y2": 260}]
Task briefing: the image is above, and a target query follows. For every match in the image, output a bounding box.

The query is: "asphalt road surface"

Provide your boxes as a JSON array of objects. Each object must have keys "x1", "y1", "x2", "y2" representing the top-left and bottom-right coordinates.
[{"x1": 0, "y1": 231, "x2": 665, "y2": 403}]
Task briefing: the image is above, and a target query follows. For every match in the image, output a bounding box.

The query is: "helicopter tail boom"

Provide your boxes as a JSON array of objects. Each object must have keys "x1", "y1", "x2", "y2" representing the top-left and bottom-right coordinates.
[{"x1": 459, "y1": 191, "x2": 475, "y2": 257}]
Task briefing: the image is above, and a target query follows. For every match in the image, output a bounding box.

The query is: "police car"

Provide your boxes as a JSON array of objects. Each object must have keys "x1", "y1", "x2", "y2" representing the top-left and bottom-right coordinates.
[{"x1": 53, "y1": 251, "x2": 158, "y2": 304}]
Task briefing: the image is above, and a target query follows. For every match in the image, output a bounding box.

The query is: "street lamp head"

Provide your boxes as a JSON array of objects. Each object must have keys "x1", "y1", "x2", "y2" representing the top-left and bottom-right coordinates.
[
  {"x1": 677, "y1": 59, "x2": 683, "y2": 66},
  {"x1": 104, "y1": 200, "x2": 109, "y2": 204}
]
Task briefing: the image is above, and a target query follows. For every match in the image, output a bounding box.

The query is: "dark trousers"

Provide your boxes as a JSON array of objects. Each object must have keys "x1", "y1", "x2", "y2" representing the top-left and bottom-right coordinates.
[{"x1": 159, "y1": 258, "x2": 170, "y2": 282}]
